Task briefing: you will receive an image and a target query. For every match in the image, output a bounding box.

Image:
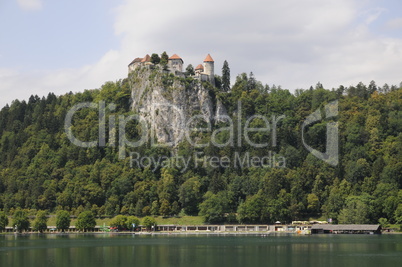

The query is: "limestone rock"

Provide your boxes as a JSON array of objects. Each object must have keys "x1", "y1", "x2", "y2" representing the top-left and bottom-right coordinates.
[{"x1": 130, "y1": 66, "x2": 224, "y2": 146}]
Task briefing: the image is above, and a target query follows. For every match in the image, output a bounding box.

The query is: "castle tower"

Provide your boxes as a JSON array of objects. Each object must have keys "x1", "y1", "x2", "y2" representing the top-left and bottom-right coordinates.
[
  {"x1": 203, "y1": 54, "x2": 214, "y2": 84},
  {"x1": 128, "y1": 57, "x2": 142, "y2": 72},
  {"x1": 195, "y1": 64, "x2": 204, "y2": 75},
  {"x1": 168, "y1": 54, "x2": 184, "y2": 73}
]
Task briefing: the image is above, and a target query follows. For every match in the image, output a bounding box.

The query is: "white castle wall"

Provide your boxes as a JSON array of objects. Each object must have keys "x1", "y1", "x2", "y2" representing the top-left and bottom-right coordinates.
[
  {"x1": 203, "y1": 61, "x2": 214, "y2": 85},
  {"x1": 168, "y1": 59, "x2": 183, "y2": 73}
]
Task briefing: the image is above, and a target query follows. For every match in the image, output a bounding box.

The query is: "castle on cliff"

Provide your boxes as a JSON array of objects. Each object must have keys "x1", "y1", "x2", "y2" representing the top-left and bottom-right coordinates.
[{"x1": 128, "y1": 53, "x2": 215, "y2": 85}]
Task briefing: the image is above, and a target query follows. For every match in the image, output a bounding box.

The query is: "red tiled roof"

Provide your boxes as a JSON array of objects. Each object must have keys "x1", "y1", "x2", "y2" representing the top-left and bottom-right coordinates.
[
  {"x1": 129, "y1": 57, "x2": 142, "y2": 65},
  {"x1": 169, "y1": 54, "x2": 182, "y2": 60},
  {"x1": 195, "y1": 64, "x2": 204, "y2": 70},
  {"x1": 141, "y1": 54, "x2": 151, "y2": 62},
  {"x1": 203, "y1": 54, "x2": 214, "y2": 62}
]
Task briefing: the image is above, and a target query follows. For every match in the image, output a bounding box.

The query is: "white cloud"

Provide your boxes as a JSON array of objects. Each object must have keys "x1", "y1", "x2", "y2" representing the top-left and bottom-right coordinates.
[
  {"x1": 385, "y1": 17, "x2": 402, "y2": 30},
  {"x1": 0, "y1": 49, "x2": 124, "y2": 108},
  {"x1": 16, "y1": 0, "x2": 43, "y2": 11},
  {"x1": 361, "y1": 7, "x2": 386, "y2": 25},
  {"x1": 112, "y1": 0, "x2": 402, "y2": 89},
  {"x1": 2, "y1": 0, "x2": 402, "y2": 108}
]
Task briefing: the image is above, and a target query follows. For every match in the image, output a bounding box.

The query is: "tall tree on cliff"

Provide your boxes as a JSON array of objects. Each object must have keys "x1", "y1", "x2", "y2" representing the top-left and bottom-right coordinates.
[{"x1": 222, "y1": 60, "x2": 230, "y2": 92}]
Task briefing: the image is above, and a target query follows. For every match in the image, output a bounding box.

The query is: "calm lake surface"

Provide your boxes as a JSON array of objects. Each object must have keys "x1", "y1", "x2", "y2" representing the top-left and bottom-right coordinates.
[{"x1": 0, "y1": 233, "x2": 401, "y2": 267}]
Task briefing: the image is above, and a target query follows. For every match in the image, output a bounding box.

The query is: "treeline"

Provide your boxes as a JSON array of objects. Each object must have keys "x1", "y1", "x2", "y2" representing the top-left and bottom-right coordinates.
[
  {"x1": 0, "y1": 209, "x2": 155, "y2": 233},
  {"x1": 0, "y1": 71, "x2": 401, "y2": 226}
]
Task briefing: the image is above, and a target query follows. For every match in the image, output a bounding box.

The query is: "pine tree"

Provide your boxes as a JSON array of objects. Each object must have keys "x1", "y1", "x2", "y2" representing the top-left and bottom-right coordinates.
[
  {"x1": 160, "y1": 51, "x2": 169, "y2": 65},
  {"x1": 222, "y1": 60, "x2": 230, "y2": 91},
  {"x1": 247, "y1": 72, "x2": 256, "y2": 91}
]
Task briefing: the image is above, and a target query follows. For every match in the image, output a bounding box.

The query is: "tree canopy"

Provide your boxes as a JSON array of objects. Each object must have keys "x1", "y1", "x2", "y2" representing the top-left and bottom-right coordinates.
[
  {"x1": 56, "y1": 210, "x2": 71, "y2": 231},
  {"x1": 32, "y1": 210, "x2": 48, "y2": 232},
  {"x1": 0, "y1": 74, "x2": 401, "y2": 225},
  {"x1": 0, "y1": 211, "x2": 8, "y2": 230},
  {"x1": 12, "y1": 209, "x2": 30, "y2": 233},
  {"x1": 76, "y1": 211, "x2": 96, "y2": 231}
]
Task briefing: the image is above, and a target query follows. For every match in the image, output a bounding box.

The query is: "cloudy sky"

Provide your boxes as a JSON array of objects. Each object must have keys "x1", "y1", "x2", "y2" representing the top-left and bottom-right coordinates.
[{"x1": 1, "y1": 0, "x2": 402, "y2": 108}]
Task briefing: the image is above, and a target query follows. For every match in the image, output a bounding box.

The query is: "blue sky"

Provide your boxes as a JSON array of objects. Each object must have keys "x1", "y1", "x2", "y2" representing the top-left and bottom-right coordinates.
[
  {"x1": 1, "y1": 0, "x2": 402, "y2": 108},
  {"x1": 0, "y1": 0, "x2": 118, "y2": 69}
]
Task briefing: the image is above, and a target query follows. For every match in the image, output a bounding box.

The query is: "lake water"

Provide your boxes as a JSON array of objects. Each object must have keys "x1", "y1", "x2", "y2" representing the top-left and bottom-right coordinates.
[{"x1": 0, "y1": 233, "x2": 401, "y2": 267}]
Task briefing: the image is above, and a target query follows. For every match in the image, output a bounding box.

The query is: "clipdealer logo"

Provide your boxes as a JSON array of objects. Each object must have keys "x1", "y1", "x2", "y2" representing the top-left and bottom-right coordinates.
[
  {"x1": 301, "y1": 100, "x2": 339, "y2": 166},
  {"x1": 64, "y1": 100, "x2": 339, "y2": 170}
]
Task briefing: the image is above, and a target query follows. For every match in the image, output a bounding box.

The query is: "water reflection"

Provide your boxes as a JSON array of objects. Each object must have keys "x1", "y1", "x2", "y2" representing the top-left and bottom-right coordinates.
[{"x1": 0, "y1": 234, "x2": 401, "y2": 267}]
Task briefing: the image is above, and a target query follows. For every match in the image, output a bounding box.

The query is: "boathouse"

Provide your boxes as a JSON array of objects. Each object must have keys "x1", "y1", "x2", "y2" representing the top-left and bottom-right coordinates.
[{"x1": 311, "y1": 224, "x2": 381, "y2": 234}]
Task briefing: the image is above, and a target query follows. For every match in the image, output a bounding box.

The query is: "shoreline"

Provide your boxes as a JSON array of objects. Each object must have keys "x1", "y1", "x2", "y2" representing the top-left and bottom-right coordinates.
[
  {"x1": 2, "y1": 230, "x2": 400, "y2": 236},
  {"x1": 1, "y1": 231, "x2": 289, "y2": 236}
]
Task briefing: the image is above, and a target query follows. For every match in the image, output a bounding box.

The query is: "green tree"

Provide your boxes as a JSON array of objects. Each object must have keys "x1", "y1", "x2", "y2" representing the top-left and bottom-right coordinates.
[
  {"x1": 222, "y1": 60, "x2": 230, "y2": 91},
  {"x1": 179, "y1": 177, "x2": 202, "y2": 215},
  {"x1": 159, "y1": 199, "x2": 171, "y2": 217},
  {"x1": 378, "y1": 217, "x2": 389, "y2": 228},
  {"x1": 237, "y1": 194, "x2": 264, "y2": 223},
  {"x1": 307, "y1": 193, "x2": 320, "y2": 213},
  {"x1": 247, "y1": 72, "x2": 256, "y2": 91},
  {"x1": 185, "y1": 64, "x2": 195, "y2": 76},
  {"x1": 214, "y1": 75, "x2": 222, "y2": 89},
  {"x1": 76, "y1": 211, "x2": 96, "y2": 231},
  {"x1": 261, "y1": 190, "x2": 291, "y2": 223},
  {"x1": 12, "y1": 209, "x2": 30, "y2": 233},
  {"x1": 150, "y1": 201, "x2": 160, "y2": 216},
  {"x1": 322, "y1": 179, "x2": 345, "y2": 221},
  {"x1": 199, "y1": 191, "x2": 229, "y2": 223},
  {"x1": 0, "y1": 211, "x2": 8, "y2": 231},
  {"x1": 32, "y1": 210, "x2": 48, "y2": 233},
  {"x1": 171, "y1": 201, "x2": 180, "y2": 216},
  {"x1": 345, "y1": 158, "x2": 371, "y2": 183},
  {"x1": 142, "y1": 216, "x2": 157, "y2": 230},
  {"x1": 338, "y1": 196, "x2": 371, "y2": 224},
  {"x1": 158, "y1": 168, "x2": 177, "y2": 203},
  {"x1": 160, "y1": 51, "x2": 169, "y2": 65},
  {"x1": 56, "y1": 210, "x2": 71, "y2": 232},
  {"x1": 126, "y1": 216, "x2": 140, "y2": 231},
  {"x1": 142, "y1": 206, "x2": 151, "y2": 216},
  {"x1": 110, "y1": 215, "x2": 127, "y2": 230},
  {"x1": 134, "y1": 200, "x2": 144, "y2": 217},
  {"x1": 151, "y1": 53, "x2": 161, "y2": 64},
  {"x1": 105, "y1": 195, "x2": 120, "y2": 216},
  {"x1": 395, "y1": 204, "x2": 402, "y2": 224}
]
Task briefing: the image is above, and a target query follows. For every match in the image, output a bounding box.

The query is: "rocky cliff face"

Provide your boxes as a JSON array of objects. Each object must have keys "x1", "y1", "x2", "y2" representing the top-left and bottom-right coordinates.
[{"x1": 130, "y1": 66, "x2": 228, "y2": 146}]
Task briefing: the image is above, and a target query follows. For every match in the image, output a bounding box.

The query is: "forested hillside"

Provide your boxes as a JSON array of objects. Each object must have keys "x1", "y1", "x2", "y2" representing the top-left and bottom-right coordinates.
[{"x1": 0, "y1": 73, "x2": 401, "y2": 225}]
